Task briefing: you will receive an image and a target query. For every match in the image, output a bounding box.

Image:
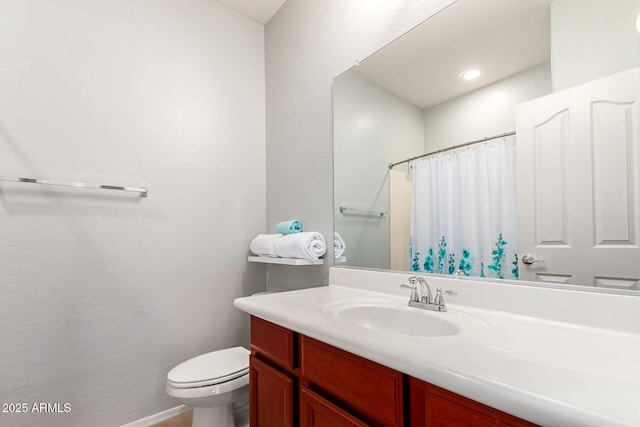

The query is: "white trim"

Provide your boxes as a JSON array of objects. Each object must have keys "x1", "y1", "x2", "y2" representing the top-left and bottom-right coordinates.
[{"x1": 119, "y1": 405, "x2": 190, "y2": 427}]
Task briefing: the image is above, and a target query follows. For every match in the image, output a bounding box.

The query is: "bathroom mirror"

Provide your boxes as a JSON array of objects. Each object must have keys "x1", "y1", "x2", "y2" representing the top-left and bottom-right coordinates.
[{"x1": 333, "y1": 0, "x2": 640, "y2": 292}]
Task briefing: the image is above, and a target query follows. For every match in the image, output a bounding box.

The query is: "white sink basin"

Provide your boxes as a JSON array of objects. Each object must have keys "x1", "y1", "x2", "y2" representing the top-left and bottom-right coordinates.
[{"x1": 324, "y1": 300, "x2": 460, "y2": 337}]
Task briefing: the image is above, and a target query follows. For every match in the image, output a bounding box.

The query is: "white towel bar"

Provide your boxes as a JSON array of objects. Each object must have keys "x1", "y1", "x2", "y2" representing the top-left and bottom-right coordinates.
[
  {"x1": 0, "y1": 176, "x2": 148, "y2": 197},
  {"x1": 339, "y1": 206, "x2": 387, "y2": 217}
]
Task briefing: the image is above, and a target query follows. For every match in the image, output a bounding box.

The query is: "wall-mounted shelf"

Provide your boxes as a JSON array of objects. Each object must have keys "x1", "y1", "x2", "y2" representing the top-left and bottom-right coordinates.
[{"x1": 248, "y1": 256, "x2": 324, "y2": 266}]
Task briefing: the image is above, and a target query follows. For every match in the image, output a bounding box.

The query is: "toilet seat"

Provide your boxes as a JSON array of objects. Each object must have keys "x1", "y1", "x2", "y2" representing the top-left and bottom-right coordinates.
[
  {"x1": 166, "y1": 371, "x2": 249, "y2": 404},
  {"x1": 167, "y1": 346, "x2": 249, "y2": 389}
]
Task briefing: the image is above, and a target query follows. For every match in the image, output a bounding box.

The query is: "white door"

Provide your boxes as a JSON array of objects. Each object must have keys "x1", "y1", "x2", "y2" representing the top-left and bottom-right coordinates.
[{"x1": 516, "y1": 68, "x2": 640, "y2": 289}]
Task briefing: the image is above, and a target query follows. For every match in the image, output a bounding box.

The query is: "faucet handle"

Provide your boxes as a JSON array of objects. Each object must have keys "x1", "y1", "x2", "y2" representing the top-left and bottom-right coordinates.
[
  {"x1": 434, "y1": 288, "x2": 458, "y2": 306},
  {"x1": 400, "y1": 284, "x2": 420, "y2": 302}
]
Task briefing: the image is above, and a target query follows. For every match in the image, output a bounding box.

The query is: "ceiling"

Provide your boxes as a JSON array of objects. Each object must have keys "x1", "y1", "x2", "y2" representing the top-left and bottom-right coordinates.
[
  {"x1": 350, "y1": 0, "x2": 551, "y2": 109},
  {"x1": 215, "y1": 0, "x2": 287, "y2": 24},
  {"x1": 217, "y1": 0, "x2": 551, "y2": 108}
]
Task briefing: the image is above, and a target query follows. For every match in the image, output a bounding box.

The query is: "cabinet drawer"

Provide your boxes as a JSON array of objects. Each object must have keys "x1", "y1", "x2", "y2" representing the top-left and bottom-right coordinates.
[
  {"x1": 301, "y1": 336, "x2": 403, "y2": 426},
  {"x1": 300, "y1": 386, "x2": 368, "y2": 427},
  {"x1": 427, "y1": 384, "x2": 538, "y2": 427},
  {"x1": 251, "y1": 316, "x2": 295, "y2": 371},
  {"x1": 410, "y1": 378, "x2": 539, "y2": 427},
  {"x1": 428, "y1": 394, "x2": 503, "y2": 427}
]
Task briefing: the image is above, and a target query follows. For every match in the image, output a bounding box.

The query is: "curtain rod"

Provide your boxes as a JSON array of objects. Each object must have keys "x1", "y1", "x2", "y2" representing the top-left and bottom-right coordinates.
[{"x1": 388, "y1": 131, "x2": 516, "y2": 169}]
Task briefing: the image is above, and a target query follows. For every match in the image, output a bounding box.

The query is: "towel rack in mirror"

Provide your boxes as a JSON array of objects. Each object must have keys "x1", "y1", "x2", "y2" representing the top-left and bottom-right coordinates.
[
  {"x1": 339, "y1": 206, "x2": 388, "y2": 217},
  {"x1": 0, "y1": 176, "x2": 148, "y2": 197}
]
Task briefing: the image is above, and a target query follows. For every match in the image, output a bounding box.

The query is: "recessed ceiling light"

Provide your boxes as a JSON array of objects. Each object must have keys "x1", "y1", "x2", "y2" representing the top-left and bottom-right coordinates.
[{"x1": 460, "y1": 69, "x2": 481, "y2": 81}]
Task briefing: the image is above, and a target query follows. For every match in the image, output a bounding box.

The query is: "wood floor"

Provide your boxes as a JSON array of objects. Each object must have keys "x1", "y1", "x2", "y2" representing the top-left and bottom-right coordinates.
[{"x1": 149, "y1": 410, "x2": 193, "y2": 427}]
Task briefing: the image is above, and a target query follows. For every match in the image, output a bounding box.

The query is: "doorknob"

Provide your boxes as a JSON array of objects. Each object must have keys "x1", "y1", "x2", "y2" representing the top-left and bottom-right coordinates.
[{"x1": 521, "y1": 254, "x2": 543, "y2": 265}]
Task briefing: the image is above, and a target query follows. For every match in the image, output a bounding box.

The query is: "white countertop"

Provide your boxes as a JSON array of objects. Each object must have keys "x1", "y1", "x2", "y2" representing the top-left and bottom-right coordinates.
[{"x1": 234, "y1": 277, "x2": 640, "y2": 427}]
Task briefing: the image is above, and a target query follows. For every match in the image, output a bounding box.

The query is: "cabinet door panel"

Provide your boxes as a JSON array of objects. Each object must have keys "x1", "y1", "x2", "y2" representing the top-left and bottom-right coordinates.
[
  {"x1": 300, "y1": 386, "x2": 369, "y2": 427},
  {"x1": 250, "y1": 354, "x2": 294, "y2": 427}
]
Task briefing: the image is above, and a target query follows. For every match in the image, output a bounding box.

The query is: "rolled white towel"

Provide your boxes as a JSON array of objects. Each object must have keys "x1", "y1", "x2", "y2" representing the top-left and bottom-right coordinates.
[
  {"x1": 275, "y1": 232, "x2": 326, "y2": 261},
  {"x1": 249, "y1": 234, "x2": 283, "y2": 257},
  {"x1": 333, "y1": 232, "x2": 346, "y2": 259}
]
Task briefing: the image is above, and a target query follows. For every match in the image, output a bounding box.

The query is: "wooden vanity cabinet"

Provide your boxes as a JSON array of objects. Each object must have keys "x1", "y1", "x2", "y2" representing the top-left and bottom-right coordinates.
[
  {"x1": 250, "y1": 316, "x2": 398, "y2": 426},
  {"x1": 250, "y1": 316, "x2": 538, "y2": 427}
]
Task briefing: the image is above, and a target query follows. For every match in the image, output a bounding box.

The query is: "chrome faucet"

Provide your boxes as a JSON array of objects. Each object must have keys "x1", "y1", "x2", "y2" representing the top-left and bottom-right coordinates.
[
  {"x1": 400, "y1": 276, "x2": 457, "y2": 312},
  {"x1": 410, "y1": 276, "x2": 433, "y2": 304}
]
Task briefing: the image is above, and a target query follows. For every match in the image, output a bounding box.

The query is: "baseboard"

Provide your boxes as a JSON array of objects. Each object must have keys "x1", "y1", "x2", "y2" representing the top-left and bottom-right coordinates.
[{"x1": 119, "y1": 405, "x2": 190, "y2": 427}]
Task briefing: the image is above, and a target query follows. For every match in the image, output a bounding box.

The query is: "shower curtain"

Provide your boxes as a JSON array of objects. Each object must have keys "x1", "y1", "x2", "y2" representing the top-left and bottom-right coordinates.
[{"x1": 409, "y1": 135, "x2": 518, "y2": 279}]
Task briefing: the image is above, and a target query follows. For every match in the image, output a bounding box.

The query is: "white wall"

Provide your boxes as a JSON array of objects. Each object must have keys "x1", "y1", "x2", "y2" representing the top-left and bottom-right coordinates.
[
  {"x1": 551, "y1": 0, "x2": 639, "y2": 91},
  {"x1": 0, "y1": 1, "x2": 265, "y2": 426},
  {"x1": 333, "y1": 71, "x2": 424, "y2": 269},
  {"x1": 265, "y1": 0, "x2": 455, "y2": 291},
  {"x1": 424, "y1": 63, "x2": 552, "y2": 152}
]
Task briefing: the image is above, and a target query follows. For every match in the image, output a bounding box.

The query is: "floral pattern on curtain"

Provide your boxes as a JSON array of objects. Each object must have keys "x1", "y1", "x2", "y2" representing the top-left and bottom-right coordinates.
[{"x1": 409, "y1": 135, "x2": 518, "y2": 280}]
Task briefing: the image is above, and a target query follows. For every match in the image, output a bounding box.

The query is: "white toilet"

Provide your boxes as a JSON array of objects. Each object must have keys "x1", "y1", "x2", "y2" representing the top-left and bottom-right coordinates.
[{"x1": 166, "y1": 346, "x2": 250, "y2": 427}]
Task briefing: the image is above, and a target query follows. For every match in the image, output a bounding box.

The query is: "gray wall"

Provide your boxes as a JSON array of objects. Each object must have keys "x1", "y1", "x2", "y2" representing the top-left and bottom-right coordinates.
[
  {"x1": 424, "y1": 63, "x2": 552, "y2": 152},
  {"x1": 551, "y1": 0, "x2": 639, "y2": 91},
  {"x1": 0, "y1": 0, "x2": 265, "y2": 425},
  {"x1": 334, "y1": 71, "x2": 424, "y2": 269},
  {"x1": 264, "y1": 0, "x2": 455, "y2": 291}
]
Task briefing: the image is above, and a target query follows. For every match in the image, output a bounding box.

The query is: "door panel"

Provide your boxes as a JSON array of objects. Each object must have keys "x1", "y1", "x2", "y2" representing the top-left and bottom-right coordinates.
[
  {"x1": 516, "y1": 68, "x2": 640, "y2": 288},
  {"x1": 592, "y1": 100, "x2": 637, "y2": 246}
]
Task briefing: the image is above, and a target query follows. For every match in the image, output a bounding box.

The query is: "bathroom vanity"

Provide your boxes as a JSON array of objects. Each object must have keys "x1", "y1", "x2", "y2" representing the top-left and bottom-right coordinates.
[
  {"x1": 249, "y1": 315, "x2": 537, "y2": 426},
  {"x1": 234, "y1": 267, "x2": 640, "y2": 427}
]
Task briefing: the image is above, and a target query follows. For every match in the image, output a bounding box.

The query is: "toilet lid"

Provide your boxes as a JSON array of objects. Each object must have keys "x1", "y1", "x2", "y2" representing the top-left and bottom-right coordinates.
[{"x1": 167, "y1": 347, "x2": 249, "y2": 388}]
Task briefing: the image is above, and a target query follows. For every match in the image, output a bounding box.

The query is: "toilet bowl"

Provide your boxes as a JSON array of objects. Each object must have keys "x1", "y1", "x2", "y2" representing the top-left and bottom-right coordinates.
[{"x1": 166, "y1": 346, "x2": 250, "y2": 427}]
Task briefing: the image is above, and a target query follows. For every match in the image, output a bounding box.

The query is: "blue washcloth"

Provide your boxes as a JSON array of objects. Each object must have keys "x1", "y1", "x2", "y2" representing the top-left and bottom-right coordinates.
[{"x1": 275, "y1": 219, "x2": 302, "y2": 235}]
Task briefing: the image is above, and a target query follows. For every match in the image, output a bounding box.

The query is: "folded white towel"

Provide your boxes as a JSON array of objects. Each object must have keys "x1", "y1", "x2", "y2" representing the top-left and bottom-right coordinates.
[
  {"x1": 275, "y1": 232, "x2": 326, "y2": 261},
  {"x1": 333, "y1": 232, "x2": 346, "y2": 258},
  {"x1": 249, "y1": 234, "x2": 283, "y2": 257}
]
